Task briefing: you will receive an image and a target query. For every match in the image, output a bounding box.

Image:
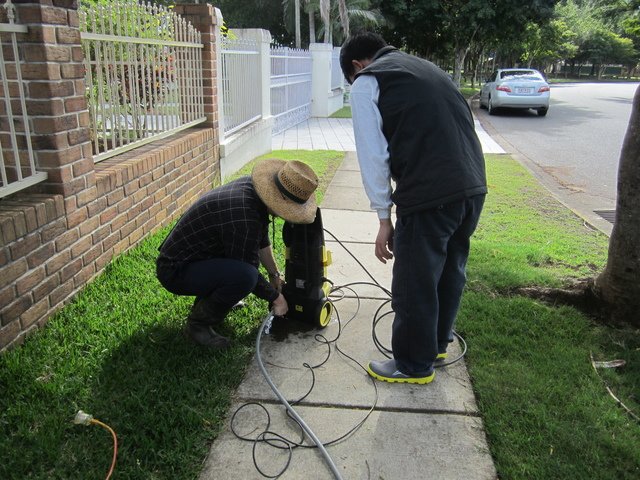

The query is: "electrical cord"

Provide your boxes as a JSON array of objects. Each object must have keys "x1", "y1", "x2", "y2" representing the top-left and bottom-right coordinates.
[
  {"x1": 324, "y1": 228, "x2": 467, "y2": 369},
  {"x1": 231, "y1": 300, "x2": 379, "y2": 479},
  {"x1": 323, "y1": 229, "x2": 391, "y2": 296},
  {"x1": 73, "y1": 411, "x2": 118, "y2": 480},
  {"x1": 233, "y1": 226, "x2": 467, "y2": 478}
]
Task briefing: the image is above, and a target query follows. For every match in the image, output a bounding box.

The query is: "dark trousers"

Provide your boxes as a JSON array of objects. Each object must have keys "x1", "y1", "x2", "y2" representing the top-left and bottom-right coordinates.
[
  {"x1": 156, "y1": 258, "x2": 258, "y2": 307},
  {"x1": 391, "y1": 194, "x2": 485, "y2": 376}
]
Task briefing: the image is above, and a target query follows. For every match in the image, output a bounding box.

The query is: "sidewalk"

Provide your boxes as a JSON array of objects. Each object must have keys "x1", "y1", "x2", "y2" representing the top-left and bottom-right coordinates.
[
  {"x1": 271, "y1": 117, "x2": 505, "y2": 155},
  {"x1": 199, "y1": 119, "x2": 500, "y2": 479}
]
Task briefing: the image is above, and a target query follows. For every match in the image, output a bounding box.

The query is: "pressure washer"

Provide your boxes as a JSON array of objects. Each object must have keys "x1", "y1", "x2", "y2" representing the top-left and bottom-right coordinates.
[{"x1": 280, "y1": 207, "x2": 333, "y2": 328}]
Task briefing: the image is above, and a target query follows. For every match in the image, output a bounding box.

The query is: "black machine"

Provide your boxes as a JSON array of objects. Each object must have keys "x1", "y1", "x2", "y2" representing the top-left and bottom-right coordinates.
[{"x1": 281, "y1": 207, "x2": 333, "y2": 328}]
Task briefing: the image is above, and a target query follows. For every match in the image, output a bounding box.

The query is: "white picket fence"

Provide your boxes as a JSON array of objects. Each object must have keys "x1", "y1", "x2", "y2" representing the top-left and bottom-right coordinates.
[
  {"x1": 0, "y1": 2, "x2": 45, "y2": 199},
  {"x1": 80, "y1": 0, "x2": 206, "y2": 163},
  {"x1": 219, "y1": 37, "x2": 261, "y2": 136},
  {"x1": 270, "y1": 46, "x2": 312, "y2": 135}
]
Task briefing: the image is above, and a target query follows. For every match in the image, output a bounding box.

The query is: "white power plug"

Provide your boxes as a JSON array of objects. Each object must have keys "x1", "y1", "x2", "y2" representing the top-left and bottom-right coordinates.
[{"x1": 73, "y1": 410, "x2": 94, "y2": 426}]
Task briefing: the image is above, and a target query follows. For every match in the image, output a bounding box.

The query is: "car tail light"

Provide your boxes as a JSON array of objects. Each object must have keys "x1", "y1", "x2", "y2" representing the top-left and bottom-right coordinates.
[
  {"x1": 496, "y1": 84, "x2": 511, "y2": 92},
  {"x1": 538, "y1": 85, "x2": 550, "y2": 92}
]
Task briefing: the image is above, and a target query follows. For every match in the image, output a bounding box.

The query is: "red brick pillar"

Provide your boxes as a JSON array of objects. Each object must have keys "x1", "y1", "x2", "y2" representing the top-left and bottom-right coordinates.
[
  {"x1": 18, "y1": 0, "x2": 94, "y2": 202},
  {"x1": 173, "y1": 3, "x2": 220, "y2": 135},
  {"x1": 20, "y1": 0, "x2": 99, "y2": 297},
  {"x1": 0, "y1": 1, "x2": 96, "y2": 349}
]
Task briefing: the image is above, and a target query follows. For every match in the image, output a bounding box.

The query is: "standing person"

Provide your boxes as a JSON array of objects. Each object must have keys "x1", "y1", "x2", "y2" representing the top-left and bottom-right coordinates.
[
  {"x1": 340, "y1": 32, "x2": 487, "y2": 384},
  {"x1": 156, "y1": 159, "x2": 319, "y2": 349}
]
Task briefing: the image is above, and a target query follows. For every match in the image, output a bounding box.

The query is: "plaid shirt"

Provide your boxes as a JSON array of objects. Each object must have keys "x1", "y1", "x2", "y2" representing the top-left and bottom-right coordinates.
[{"x1": 157, "y1": 176, "x2": 277, "y2": 301}]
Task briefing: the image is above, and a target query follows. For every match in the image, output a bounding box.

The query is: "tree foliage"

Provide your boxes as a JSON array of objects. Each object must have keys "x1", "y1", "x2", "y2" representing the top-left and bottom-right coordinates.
[
  {"x1": 378, "y1": 0, "x2": 556, "y2": 84},
  {"x1": 165, "y1": 0, "x2": 637, "y2": 76},
  {"x1": 552, "y1": 0, "x2": 640, "y2": 76}
]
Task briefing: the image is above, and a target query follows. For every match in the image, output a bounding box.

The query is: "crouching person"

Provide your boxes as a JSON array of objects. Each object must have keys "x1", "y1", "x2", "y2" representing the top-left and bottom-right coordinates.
[{"x1": 156, "y1": 159, "x2": 319, "y2": 349}]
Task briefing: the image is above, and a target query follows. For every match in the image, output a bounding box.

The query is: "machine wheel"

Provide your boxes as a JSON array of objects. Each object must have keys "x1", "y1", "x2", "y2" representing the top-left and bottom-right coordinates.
[
  {"x1": 488, "y1": 96, "x2": 496, "y2": 115},
  {"x1": 537, "y1": 107, "x2": 548, "y2": 117},
  {"x1": 316, "y1": 301, "x2": 332, "y2": 328}
]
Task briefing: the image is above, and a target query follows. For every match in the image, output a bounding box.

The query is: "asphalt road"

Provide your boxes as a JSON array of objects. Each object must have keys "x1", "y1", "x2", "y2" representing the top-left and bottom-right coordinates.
[{"x1": 474, "y1": 81, "x2": 639, "y2": 234}]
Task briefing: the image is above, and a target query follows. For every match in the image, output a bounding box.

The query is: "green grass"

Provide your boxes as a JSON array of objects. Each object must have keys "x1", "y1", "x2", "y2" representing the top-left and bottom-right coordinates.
[
  {"x1": 460, "y1": 154, "x2": 640, "y2": 479},
  {"x1": 1, "y1": 150, "x2": 639, "y2": 479},
  {"x1": 469, "y1": 154, "x2": 608, "y2": 291},
  {"x1": 0, "y1": 150, "x2": 343, "y2": 480},
  {"x1": 330, "y1": 106, "x2": 352, "y2": 118},
  {"x1": 460, "y1": 85, "x2": 481, "y2": 98}
]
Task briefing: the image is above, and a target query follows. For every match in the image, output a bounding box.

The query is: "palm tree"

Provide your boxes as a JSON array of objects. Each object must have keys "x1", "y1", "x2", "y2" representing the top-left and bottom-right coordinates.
[
  {"x1": 285, "y1": 0, "x2": 383, "y2": 46},
  {"x1": 295, "y1": 0, "x2": 301, "y2": 48},
  {"x1": 338, "y1": 0, "x2": 349, "y2": 39},
  {"x1": 307, "y1": 0, "x2": 316, "y2": 43},
  {"x1": 320, "y1": 0, "x2": 330, "y2": 43},
  {"x1": 315, "y1": 0, "x2": 384, "y2": 44}
]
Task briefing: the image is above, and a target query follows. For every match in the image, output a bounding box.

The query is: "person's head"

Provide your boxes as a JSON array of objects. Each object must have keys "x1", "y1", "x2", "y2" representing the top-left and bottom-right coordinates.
[
  {"x1": 340, "y1": 32, "x2": 387, "y2": 84},
  {"x1": 252, "y1": 159, "x2": 319, "y2": 224}
]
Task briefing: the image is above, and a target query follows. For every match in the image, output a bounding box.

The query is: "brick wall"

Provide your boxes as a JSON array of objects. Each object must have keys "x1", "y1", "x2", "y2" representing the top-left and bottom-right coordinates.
[{"x1": 0, "y1": 2, "x2": 221, "y2": 351}]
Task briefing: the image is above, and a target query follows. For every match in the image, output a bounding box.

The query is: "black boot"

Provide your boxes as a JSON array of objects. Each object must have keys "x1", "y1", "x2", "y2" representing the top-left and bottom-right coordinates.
[
  {"x1": 185, "y1": 321, "x2": 230, "y2": 349},
  {"x1": 185, "y1": 297, "x2": 233, "y2": 349},
  {"x1": 189, "y1": 296, "x2": 234, "y2": 325}
]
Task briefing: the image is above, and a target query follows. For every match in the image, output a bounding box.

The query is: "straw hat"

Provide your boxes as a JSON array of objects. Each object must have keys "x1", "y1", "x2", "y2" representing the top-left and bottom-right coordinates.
[{"x1": 252, "y1": 159, "x2": 319, "y2": 224}]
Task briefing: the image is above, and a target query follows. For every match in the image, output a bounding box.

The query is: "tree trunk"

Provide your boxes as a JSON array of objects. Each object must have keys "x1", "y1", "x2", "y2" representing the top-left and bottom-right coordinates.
[
  {"x1": 337, "y1": 0, "x2": 349, "y2": 39},
  {"x1": 307, "y1": 1, "x2": 315, "y2": 44},
  {"x1": 295, "y1": 0, "x2": 301, "y2": 48},
  {"x1": 593, "y1": 85, "x2": 640, "y2": 326},
  {"x1": 320, "y1": 0, "x2": 330, "y2": 43},
  {"x1": 453, "y1": 46, "x2": 467, "y2": 88}
]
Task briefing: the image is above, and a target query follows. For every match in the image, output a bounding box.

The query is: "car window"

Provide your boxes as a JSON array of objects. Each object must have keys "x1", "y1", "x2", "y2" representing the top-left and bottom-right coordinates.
[
  {"x1": 505, "y1": 75, "x2": 544, "y2": 81},
  {"x1": 500, "y1": 70, "x2": 536, "y2": 79}
]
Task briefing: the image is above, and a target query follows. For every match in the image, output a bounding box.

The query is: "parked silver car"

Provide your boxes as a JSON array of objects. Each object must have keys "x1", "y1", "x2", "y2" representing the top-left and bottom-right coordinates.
[{"x1": 479, "y1": 68, "x2": 550, "y2": 116}]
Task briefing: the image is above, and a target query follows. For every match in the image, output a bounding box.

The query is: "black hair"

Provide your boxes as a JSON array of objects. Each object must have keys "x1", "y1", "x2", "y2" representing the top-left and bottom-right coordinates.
[{"x1": 339, "y1": 31, "x2": 387, "y2": 84}]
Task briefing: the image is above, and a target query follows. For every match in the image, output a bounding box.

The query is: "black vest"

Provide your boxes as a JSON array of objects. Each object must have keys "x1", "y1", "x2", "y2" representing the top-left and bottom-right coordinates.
[{"x1": 357, "y1": 47, "x2": 487, "y2": 215}]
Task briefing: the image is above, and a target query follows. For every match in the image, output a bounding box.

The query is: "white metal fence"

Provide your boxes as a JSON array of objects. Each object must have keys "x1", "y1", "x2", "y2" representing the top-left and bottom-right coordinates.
[
  {"x1": 0, "y1": 2, "x2": 46, "y2": 199},
  {"x1": 80, "y1": 0, "x2": 206, "y2": 163},
  {"x1": 270, "y1": 46, "x2": 312, "y2": 135},
  {"x1": 220, "y1": 37, "x2": 261, "y2": 136}
]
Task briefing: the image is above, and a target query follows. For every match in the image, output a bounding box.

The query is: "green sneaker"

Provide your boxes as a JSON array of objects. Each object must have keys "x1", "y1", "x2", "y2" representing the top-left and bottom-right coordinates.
[
  {"x1": 436, "y1": 352, "x2": 448, "y2": 361},
  {"x1": 367, "y1": 359, "x2": 435, "y2": 385}
]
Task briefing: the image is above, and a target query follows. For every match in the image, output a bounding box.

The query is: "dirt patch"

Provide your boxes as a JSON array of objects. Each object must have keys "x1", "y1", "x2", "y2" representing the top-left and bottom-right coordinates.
[
  {"x1": 512, "y1": 278, "x2": 636, "y2": 327},
  {"x1": 512, "y1": 278, "x2": 602, "y2": 317}
]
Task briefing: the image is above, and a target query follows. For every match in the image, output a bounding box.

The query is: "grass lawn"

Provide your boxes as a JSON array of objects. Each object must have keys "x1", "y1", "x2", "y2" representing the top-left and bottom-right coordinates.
[
  {"x1": 0, "y1": 150, "x2": 343, "y2": 480},
  {"x1": 462, "y1": 155, "x2": 640, "y2": 479},
  {"x1": 1, "y1": 151, "x2": 639, "y2": 479},
  {"x1": 330, "y1": 106, "x2": 351, "y2": 118},
  {"x1": 460, "y1": 85, "x2": 481, "y2": 98}
]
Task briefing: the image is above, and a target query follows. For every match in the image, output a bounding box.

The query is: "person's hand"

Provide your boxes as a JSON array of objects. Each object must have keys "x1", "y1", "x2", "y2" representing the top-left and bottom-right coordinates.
[
  {"x1": 375, "y1": 219, "x2": 394, "y2": 264},
  {"x1": 272, "y1": 293, "x2": 288, "y2": 316}
]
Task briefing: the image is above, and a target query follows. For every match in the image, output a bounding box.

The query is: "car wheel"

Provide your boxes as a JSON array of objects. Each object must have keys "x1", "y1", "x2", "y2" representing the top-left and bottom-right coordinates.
[
  {"x1": 488, "y1": 96, "x2": 496, "y2": 115},
  {"x1": 537, "y1": 107, "x2": 548, "y2": 117}
]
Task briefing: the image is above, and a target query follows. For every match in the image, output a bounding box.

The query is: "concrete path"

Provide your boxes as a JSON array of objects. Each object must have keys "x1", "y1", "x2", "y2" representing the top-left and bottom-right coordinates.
[
  {"x1": 272, "y1": 117, "x2": 505, "y2": 155},
  {"x1": 199, "y1": 119, "x2": 500, "y2": 479}
]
